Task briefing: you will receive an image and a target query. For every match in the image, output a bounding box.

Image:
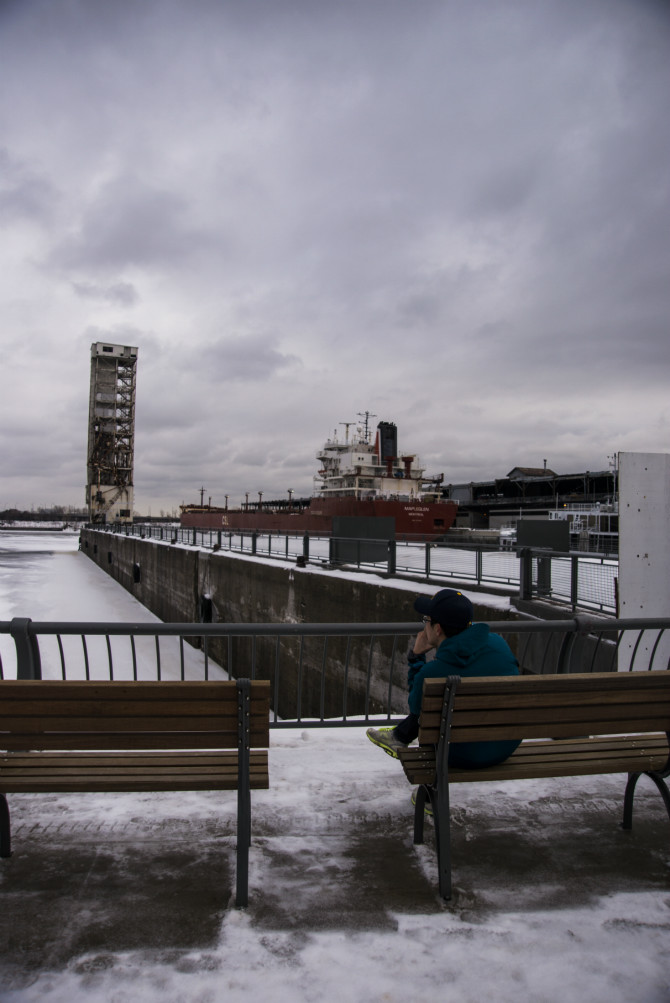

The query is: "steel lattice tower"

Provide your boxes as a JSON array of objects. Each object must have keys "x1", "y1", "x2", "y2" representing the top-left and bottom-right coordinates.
[{"x1": 86, "y1": 342, "x2": 138, "y2": 523}]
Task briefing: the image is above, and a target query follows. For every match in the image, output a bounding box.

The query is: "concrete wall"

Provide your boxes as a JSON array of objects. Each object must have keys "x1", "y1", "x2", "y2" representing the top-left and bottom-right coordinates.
[{"x1": 80, "y1": 528, "x2": 520, "y2": 717}]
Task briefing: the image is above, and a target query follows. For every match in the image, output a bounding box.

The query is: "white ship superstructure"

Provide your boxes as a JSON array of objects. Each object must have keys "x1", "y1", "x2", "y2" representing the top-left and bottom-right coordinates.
[{"x1": 314, "y1": 416, "x2": 442, "y2": 501}]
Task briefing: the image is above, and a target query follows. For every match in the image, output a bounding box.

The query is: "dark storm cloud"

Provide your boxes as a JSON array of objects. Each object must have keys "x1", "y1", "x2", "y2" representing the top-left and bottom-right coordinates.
[
  {"x1": 49, "y1": 174, "x2": 220, "y2": 273},
  {"x1": 191, "y1": 335, "x2": 301, "y2": 383}
]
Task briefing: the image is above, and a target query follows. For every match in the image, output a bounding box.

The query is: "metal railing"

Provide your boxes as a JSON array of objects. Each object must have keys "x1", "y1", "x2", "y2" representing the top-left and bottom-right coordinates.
[
  {"x1": 2, "y1": 616, "x2": 668, "y2": 727},
  {"x1": 93, "y1": 523, "x2": 619, "y2": 614},
  {"x1": 517, "y1": 548, "x2": 617, "y2": 613}
]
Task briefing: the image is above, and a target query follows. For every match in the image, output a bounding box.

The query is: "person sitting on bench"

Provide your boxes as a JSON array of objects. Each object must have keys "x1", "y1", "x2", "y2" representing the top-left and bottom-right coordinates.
[{"x1": 367, "y1": 588, "x2": 521, "y2": 768}]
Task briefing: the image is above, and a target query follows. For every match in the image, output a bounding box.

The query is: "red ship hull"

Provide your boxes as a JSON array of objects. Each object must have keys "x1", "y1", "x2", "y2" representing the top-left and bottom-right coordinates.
[{"x1": 180, "y1": 496, "x2": 457, "y2": 540}]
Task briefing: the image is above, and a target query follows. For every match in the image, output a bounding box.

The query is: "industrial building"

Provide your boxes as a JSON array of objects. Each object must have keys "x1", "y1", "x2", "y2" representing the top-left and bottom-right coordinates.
[
  {"x1": 86, "y1": 342, "x2": 138, "y2": 524},
  {"x1": 443, "y1": 464, "x2": 618, "y2": 552}
]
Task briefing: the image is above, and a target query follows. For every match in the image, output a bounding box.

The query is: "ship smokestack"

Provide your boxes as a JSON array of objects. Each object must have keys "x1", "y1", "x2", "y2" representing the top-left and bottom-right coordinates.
[{"x1": 377, "y1": 421, "x2": 398, "y2": 462}]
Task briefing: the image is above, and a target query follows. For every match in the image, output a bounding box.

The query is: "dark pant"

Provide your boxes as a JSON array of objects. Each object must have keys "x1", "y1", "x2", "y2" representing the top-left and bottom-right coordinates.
[
  {"x1": 393, "y1": 713, "x2": 420, "y2": 744},
  {"x1": 395, "y1": 713, "x2": 521, "y2": 768}
]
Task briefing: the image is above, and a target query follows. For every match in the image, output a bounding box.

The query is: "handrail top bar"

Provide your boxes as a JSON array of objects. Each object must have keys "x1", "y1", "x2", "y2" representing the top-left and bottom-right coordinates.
[
  {"x1": 2, "y1": 616, "x2": 668, "y2": 637},
  {"x1": 0, "y1": 620, "x2": 419, "y2": 637}
]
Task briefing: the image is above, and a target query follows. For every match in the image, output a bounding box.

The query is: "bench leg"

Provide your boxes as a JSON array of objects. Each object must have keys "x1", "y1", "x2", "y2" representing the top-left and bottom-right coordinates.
[
  {"x1": 433, "y1": 784, "x2": 452, "y2": 902},
  {"x1": 413, "y1": 786, "x2": 429, "y2": 845},
  {"x1": 413, "y1": 786, "x2": 453, "y2": 899},
  {"x1": 236, "y1": 784, "x2": 251, "y2": 908},
  {"x1": 0, "y1": 794, "x2": 10, "y2": 858},
  {"x1": 235, "y1": 679, "x2": 251, "y2": 908},
  {"x1": 623, "y1": 773, "x2": 641, "y2": 829},
  {"x1": 623, "y1": 771, "x2": 670, "y2": 830}
]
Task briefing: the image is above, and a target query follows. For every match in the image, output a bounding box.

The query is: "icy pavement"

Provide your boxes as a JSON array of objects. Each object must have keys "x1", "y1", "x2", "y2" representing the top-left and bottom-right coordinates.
[{"x1": 1, "y1": 726, "x2": 669, "y2": 1003}]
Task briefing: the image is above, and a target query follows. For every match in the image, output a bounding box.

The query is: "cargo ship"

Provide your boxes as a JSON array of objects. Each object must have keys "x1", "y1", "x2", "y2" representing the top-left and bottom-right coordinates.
[{"x1": 180, "y1": 416, "x2": 458, "y2": 539}]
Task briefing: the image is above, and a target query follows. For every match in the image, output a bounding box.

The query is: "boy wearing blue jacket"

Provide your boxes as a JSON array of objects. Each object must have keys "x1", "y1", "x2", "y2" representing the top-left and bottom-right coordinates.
[{"x1": 367, "y1": 588, "x2": 520, "y2": 768}]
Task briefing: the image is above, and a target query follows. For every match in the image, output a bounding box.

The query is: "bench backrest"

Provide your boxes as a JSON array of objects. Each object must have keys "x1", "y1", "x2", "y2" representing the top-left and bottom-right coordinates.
[
  {"x1": 0, "y1": 680, "x2": 271, "y2": 752},
  {"x1": 418, "y1": 671, "x2": 670, "y2": 745}
]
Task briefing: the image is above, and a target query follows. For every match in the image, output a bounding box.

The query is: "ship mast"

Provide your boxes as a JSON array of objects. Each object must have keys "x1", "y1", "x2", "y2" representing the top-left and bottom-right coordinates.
[
  {"x1": 357, "y1": 411, "x2": 377, "y2": 444},
  {"x1": 339, "y1": 422, "x2": 355, "y2": 444}
]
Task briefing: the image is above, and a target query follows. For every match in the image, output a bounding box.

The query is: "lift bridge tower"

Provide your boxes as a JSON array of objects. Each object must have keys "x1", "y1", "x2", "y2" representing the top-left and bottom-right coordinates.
[{"x1": 86, "y1": 342, "x2": 138, "y2": 523}]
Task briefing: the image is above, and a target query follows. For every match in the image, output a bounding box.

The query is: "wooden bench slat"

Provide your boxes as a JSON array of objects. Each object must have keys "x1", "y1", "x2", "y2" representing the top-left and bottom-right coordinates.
[
  {"x1": 1, "y1": 778, "x2": 269, "y2": 793},
  {"x1": 420, "y1": 671, "x2": 670, "y2": 697},
  {"x1": 460, "y1": 684, "x2": 670, "y2": 704},
  {"x1": 420, "y1": 691, "x2": 670, "y2": 715},
  {"x1": 2, "y1": 715, "x2": 252, "y2": 733},
  {"x1": 1, "y1": 730, "x2": 270, "y2": 752},
  {"x1": 506, "y1": 736, "x2": 668, "y2": 762},
  {"x1": 0, "y1": 680, "x2": 258, "y2": 697},
  {"x1": 422, "y1": 700, "x2": 670, "y2": 723},
  {"x1": 0, "y1": 751, "x2": 270, "y2": 792},
  {"x1": 2, "y1": 750, "x2": 241, "y2": 766},
  {"x1": 0, "y1": 770, "x2": 270, "y2": 784},
  {"x1": 420, "y1": 716, "x2": 670, "y2": 744},
  {"x1": 0, "y1": 750, "x2": 267, "y2": 771},
  {"x1": 0, "y1": 699, "x2": 269, "y2": 719}
]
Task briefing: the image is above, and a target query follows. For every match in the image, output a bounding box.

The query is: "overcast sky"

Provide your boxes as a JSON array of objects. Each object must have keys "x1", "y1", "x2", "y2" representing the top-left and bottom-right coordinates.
[{"x1": 1, "y1": 0, "x2": 668, "y2": 514}]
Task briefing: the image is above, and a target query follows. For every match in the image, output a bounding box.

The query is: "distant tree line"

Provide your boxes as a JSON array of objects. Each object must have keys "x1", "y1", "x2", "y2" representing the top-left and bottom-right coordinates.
[{"x1": 0, "y1": 506, "x2": 89, "y2": 522}]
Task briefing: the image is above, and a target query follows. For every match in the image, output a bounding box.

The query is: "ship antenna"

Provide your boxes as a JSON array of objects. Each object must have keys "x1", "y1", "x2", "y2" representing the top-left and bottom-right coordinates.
[{"x1": 356, "y1": 411, "x2": 377, "y2": 444}]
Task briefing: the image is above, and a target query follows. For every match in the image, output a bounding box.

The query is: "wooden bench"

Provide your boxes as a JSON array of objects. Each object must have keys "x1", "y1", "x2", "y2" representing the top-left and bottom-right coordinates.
[
  {"x1": 0, "y1": 678, "x2": 270, "y2": 907},
  {"x1": 397, "y1": 670, "x2": 670, "y2": 901}
]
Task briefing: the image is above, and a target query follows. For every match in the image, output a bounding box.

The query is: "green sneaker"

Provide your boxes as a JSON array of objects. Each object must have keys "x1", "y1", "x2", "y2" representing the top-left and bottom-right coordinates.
[
  {"x1": 411, "y1": 788, "x2": 434, "y2": 817},
  {"x1": 366, "y1": 726, "x2": 408, "y2": 759}
]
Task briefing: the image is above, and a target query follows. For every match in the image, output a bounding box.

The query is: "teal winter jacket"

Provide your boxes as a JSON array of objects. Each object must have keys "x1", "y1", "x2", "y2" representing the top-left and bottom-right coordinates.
[{"x1": 407, "y1": 622, "x2": 520, "y2": 768}]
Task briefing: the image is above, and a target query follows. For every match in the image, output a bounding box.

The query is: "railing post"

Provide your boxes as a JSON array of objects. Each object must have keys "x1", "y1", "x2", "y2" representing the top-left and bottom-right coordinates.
[
  {"x1": 303, "y1": 534, "x2": 310, "y2": 563},
  {"x1": 425, "y1": 542, "x2": 431, "y2": 578},
  {"x1": 251, "y1": 532, "x2": 258, "y2": 555},
  {"x1": 476, "y1": 547, "x2": 483, "y2": 586},
  {"x1": 388, "y1": 540, "x2": 396, "y2": 576},
  {"x1": 10, "y1": 618, "x2": 42, "y2": 680},
  {"x1": 571, "y1": 555, "x2": 579, "y2": 611},
  {"x1": 518, "y1": 548, "x2": 532, "y2": 600},
  {"x1": 537, "y1": 554, "x2": 552, "y2": 597}
]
